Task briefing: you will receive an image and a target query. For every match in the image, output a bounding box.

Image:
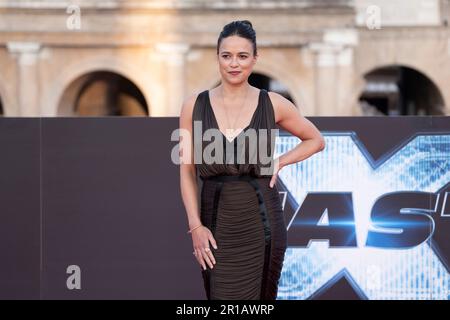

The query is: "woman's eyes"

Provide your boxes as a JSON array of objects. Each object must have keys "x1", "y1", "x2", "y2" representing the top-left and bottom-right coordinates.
[{"x1": 222, "y1": 55, "x2": 248, "y2": 59}]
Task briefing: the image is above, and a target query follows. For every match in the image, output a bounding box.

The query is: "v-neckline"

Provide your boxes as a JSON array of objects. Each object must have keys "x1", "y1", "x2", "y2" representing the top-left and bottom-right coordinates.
[{"x1": 206, "y1": 88, "x2": 262, "y2": 143}]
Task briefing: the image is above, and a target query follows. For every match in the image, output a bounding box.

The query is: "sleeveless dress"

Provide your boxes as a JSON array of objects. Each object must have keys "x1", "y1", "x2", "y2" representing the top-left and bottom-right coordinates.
[{"x1": 192, "y1": 88, "x2": 287, "y2": 300}]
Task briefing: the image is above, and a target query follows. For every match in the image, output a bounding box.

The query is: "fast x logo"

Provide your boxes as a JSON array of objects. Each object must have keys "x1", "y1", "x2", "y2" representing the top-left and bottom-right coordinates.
[{"x1": 275, "y1": 134, "x2": 450, "y2": 300}]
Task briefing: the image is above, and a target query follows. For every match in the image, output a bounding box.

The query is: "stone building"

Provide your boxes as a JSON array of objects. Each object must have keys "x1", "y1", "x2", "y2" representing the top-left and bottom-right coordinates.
[{"x1": 0, "y1": 0, "x2": 449, "y2": 117}]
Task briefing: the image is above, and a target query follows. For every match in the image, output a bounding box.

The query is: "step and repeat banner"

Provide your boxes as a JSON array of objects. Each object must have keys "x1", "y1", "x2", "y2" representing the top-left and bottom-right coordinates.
[{"x1": 0, "y1": 117, "x2": 449, "y2": 299}]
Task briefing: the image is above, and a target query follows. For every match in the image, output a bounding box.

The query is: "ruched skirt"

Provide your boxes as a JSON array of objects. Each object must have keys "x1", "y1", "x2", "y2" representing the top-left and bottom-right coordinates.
[{"x1": 199, "y1": 174, "x2": 288, "y2": 300}]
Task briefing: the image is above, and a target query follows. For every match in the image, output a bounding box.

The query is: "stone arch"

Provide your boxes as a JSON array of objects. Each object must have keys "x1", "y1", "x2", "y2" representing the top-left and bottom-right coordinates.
[
  {"x1": 357, "y1": 64, "x2": 445, "y2": 116},
  {"x1": 58, "y1": 70, "x2": 148, "y2": 116},
  {"x1": 42, "y1": 56, "x2": 157, "y2": 116}
]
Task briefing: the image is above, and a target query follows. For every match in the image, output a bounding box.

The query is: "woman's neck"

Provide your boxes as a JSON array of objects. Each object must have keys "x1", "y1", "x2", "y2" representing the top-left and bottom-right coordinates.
[{"x1": 219, "y1": 82, "x2": 251, "y2": 99}]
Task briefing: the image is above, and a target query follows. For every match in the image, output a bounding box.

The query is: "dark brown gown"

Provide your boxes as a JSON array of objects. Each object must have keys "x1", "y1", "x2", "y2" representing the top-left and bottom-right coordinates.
[{"x1": 192, "y1": 88, "x2": 287, "y2": 300}]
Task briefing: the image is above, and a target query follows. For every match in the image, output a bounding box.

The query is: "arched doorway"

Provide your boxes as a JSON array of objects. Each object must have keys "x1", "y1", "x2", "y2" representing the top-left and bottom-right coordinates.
[
  {"x1": 58, "y1": 71, "x2": 148, "y2": 116},
  {"x1": 359, "y1": 66, "x2": 445, "y2": 116}
]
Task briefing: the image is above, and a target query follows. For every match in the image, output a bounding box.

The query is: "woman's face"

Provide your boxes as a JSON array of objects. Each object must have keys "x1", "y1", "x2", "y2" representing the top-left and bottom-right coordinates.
[{"x1": 217, "y1": 35, "x2": 257, "y2": 85}]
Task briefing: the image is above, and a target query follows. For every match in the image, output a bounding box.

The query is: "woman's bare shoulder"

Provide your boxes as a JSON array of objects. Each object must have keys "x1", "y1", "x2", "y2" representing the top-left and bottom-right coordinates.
[
  {"x1": 180, "y1": 90, "x2": 204, "y2": 120},
  {"x1": 266, "y1": 91, "x2": 299, "y2": 123}
]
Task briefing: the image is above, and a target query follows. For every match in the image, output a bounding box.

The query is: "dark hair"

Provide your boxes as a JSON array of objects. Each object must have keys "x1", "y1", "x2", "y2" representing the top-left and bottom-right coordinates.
[{"x1": 217, "y1": 20, "x2": 257, "y2": 56}]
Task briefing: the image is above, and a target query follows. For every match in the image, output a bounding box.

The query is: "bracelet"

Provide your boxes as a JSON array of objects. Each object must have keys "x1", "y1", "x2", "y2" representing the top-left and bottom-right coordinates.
[{"x1": 187, "y1": 224, "x2": 203, "y2": 234}]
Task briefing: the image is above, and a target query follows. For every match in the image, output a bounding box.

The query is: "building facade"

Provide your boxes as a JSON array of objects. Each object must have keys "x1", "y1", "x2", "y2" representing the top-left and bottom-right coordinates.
[{"x1": 0, "y1": 0, "x2": 449, "y2": 117}]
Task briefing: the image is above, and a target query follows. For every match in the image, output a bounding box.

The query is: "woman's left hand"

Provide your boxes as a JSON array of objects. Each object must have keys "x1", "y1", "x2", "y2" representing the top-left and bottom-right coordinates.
[{"x1": 269, "y1": 157, "x2": 282, "y2": 188}]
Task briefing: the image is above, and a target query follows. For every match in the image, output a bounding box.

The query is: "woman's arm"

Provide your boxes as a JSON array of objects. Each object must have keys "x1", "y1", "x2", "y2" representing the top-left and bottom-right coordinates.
[
  {"x1": 268, "y1": 92, "x2": 326, "y2": 187},
  {"x1": 179, "y1": 93, "x2": 201, "y2": 230},
  {"x1": 179, "y1": 92, "x2": 217, "y2": 270}
]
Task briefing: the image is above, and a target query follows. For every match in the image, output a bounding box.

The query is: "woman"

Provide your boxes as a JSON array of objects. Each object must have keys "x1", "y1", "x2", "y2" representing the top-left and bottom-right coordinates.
[{"x1": 179, "y1": 20, "x2": 325, "y2": 300}]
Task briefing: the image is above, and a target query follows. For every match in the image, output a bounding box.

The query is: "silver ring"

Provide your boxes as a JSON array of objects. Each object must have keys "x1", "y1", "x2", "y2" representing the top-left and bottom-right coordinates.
[{"x1": 204, "y1": 247, "x2": 210, "y2": 252}]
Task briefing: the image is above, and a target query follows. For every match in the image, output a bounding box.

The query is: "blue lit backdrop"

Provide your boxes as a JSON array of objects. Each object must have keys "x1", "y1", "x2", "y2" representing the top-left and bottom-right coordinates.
[{"x1": 275, "y1": 133, "x2": 450, "y2": 300}]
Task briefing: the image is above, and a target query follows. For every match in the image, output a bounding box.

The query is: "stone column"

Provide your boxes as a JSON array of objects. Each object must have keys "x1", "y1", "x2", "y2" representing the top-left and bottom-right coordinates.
[
  {"x1": 7, "y1": 42, "x2": 42, "y2": 116},
  {"x1": 155, "y1": 43, "x2": 190, "y2": 117},
  {"x1": 308, "y1": 42, "x2": 341, "y2": 116},
  {"x1": 308, "y1": 29, "x2": 357, "y2": 116}
]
